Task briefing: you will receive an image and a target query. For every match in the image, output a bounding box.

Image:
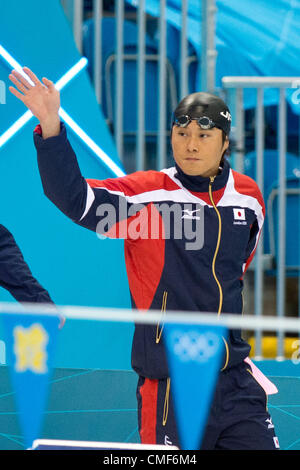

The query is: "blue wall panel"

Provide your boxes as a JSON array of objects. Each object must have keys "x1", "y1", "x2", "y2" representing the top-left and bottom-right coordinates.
[
  {"x1": 0, "y1": 0, "x2": 131, "y2": 309},
  {"x1": 0, "y1": 0, "x2": 133, "y2": 368}
]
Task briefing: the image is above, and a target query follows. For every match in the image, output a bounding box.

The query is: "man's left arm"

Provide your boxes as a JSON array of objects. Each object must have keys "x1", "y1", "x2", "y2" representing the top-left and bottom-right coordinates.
[{"x1": 243, "y1": 186, "x2": 265, "y2": 276}]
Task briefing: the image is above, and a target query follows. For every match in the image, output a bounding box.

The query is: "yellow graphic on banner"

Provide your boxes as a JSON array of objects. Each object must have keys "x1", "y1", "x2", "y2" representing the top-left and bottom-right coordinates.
[{"x1": 13, "y1": 324, "x2": 48, "y2": 373}]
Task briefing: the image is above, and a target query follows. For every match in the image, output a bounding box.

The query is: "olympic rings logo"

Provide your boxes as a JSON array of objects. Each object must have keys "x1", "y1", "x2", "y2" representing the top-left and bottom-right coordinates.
[{"x1": 170, "y1": 330, "x2": 221, "y2": 363}]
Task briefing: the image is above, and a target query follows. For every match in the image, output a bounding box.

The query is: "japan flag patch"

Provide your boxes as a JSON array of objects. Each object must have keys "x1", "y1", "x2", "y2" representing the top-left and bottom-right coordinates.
[{"x1": 233, "y1": 208, "x2": 245, "y2": 220}]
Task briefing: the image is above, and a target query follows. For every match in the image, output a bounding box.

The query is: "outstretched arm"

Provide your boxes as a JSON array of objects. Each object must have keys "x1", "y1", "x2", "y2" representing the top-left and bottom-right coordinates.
[
  {"x1": 8, "y1": 67, "x2": 138, "y2": 237},
  {"x1": 9, "y1": 67, "x2": 98, "y2": 226}
]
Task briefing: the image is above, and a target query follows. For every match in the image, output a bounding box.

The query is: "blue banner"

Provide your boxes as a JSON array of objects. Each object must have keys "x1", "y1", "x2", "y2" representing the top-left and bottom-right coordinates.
[
  {"x1": 164, "y1": 323, "x2": 227, "y2": 450},
  {"x1": 2, "y1": 313, "x2": 60, "y2": 449}
]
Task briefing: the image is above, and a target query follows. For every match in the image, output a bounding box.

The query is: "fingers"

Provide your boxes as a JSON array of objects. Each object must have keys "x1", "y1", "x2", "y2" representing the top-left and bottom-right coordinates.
[
  {"x1": 25, "y1": 68, "x2": 55, "y2": 92},
  {"x1": 22, "y1": 67, "x2": 42, "y2": 87},
  {"x1": 8, "y1": 69, "x2": 34, "y2": 101},
  {"x1": 8, "y1": 85, "x2": 25, "y2": 102},
  {"x1": 8, "y1": 67, "x2": 56, "y2": 104},
  {"x1": 9, "y1": 67, "x2": 54, "y2": 90},
  {"x1": 42, "y1": 77, "x2": 55, "y2": 91},
  {"x1": 9, "y1": 69, "x2": 33, "y2": 90},
  {"x1": 8, "y1": 72, "x2": 29, "y2": 94}
]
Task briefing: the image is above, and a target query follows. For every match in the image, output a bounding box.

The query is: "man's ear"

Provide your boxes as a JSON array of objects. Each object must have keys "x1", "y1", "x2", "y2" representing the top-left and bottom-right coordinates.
[{"x1": 223, "y1": 136, "x2": 229, "y2": 152}]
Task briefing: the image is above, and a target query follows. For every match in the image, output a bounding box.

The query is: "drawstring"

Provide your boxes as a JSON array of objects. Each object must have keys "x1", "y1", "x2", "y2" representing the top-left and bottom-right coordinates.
[{"x1": 163, "y1": 377, "x2": 171, "y2": 426}]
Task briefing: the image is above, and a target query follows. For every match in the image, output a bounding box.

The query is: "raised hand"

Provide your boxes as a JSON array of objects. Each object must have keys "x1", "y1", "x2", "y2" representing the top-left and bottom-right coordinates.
[{"x1": 9, "y1": 67, "x2": 61, "y2": 138}]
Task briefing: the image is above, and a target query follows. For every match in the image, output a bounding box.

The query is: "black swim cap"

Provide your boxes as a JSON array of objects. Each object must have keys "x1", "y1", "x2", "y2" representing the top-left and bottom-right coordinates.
[{"x1": 172, "y1": 92, "x2": 232, "y2": 136}]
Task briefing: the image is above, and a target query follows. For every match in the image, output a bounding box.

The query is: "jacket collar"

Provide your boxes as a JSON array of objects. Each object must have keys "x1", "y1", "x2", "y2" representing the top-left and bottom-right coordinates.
[{"x1": 174, "y1": 158, "x2": 230, "y2": 192}]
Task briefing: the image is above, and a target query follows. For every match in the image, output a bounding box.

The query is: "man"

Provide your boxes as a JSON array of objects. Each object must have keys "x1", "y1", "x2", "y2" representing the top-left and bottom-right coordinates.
[
  {"x1": 0, "y1": 224, "x2": 54, "y2": 304},
  {"x1": 8, "y1": 67, "x2": 279, "y2": 450}
]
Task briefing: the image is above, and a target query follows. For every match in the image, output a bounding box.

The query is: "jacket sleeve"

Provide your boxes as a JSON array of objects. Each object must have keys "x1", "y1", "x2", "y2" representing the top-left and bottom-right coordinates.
[
  {"x1": 33, "y1": 122, "x2": 151, "y2": 239},
  {"x1": 0, "y1": 224, "x2": 54, "y2": 304},
  {"x1": 243, "y1": 186, "x2": 265, "y2": 275}
]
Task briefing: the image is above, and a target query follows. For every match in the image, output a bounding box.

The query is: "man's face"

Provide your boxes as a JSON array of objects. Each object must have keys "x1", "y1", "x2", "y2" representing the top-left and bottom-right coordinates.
[{"x1": 171, "y1": 120, "x2": 229, "y2": 177}]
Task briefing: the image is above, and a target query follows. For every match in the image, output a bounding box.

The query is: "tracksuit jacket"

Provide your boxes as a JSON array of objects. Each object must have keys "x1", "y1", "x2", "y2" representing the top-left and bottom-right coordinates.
[
  {"x1": 0, "y1": 224, "x2": 53, "y2": 304},
  {"x1": 33, "y1": 122, "x2": 265, "y2": 378}
]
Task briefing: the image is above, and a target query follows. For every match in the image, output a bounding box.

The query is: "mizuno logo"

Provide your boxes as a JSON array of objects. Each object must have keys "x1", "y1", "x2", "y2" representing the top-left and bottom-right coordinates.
[
  {"x1": 220, "y1": 111, "x2": 232, "y2": 121},
  {"x1": 265, "y1": 418, "x2": 274, "y2": 429},
  {"x1": 182, "y1": 209, "x2": 201, "y2": 220},
  {"x1": 164, "y1": 435, "x2": 173, "y2": 446}
]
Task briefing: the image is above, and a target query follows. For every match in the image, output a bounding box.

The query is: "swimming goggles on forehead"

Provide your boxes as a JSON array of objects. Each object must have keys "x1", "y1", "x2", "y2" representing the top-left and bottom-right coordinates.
[{"x1": 173, "y1": 115, "x2": 217, "y2": 130}]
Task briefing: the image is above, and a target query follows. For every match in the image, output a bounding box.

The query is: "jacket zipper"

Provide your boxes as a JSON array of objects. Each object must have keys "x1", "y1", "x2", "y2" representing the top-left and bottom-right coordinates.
[
  {"x1": 158, "y1": 177, "x2": 229, "y2": 426},
  {"x1": 208, "y1": 176, "x2": 223, "y2": 315},
  {"x1": 209, "y1": 176, "x2": 229, "y2": 370}
]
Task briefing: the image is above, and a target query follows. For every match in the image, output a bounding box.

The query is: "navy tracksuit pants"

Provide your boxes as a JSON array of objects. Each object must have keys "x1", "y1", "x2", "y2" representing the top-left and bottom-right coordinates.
[{"x1": 136, "y1": 362, "x2": 280, "y2": 450}]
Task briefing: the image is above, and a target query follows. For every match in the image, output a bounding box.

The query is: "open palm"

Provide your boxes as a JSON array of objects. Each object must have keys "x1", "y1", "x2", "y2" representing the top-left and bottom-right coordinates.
[{"x1": 8, "y1": 67, "x2": 60, "y2": 123}]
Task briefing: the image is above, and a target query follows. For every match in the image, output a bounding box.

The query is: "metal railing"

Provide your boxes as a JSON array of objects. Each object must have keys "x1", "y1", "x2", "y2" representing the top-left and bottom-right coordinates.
[
  {"x1": 60, "y1": 0, "x2": 217, "y2": 172},
  {"x1": 222, "y1": 76, "x2": 300, "y2": 359},
  {"x1": 60, "y1": 1, "x2": 300, "y2": 360}
]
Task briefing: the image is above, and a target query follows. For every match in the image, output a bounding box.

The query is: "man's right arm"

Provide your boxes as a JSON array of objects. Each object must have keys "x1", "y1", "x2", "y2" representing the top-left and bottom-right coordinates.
[
  {"x1": 34, "y1": 121, "x2": 147, "y2": 237},
  {"x1": 8, "y1": 67, "x2": 149, "y2": 237},
  {"x1": 34, "y1": 122, "x2": 91, "y2": 225}
]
